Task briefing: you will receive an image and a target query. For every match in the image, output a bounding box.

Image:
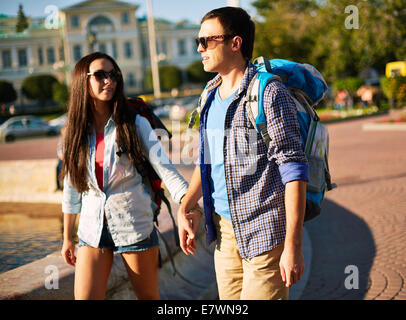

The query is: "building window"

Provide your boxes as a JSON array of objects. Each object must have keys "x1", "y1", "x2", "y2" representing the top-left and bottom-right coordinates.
[
  {"x1": 127, "y1": 73, "x2": 136, "y2": 87},
  {"x1": 112, "y1": 42, "x2": 118, "y2": 59},
  {"x1": 178, "y1": 39, "x2": 186, "y2": 56},
  {"x1": 73, "y1": 45, "x2": 82, "y2": 62},
  {"x1": 2, "y1": 50, "x2": 11, "y2": 68},
  {"x1": 121, "y1": 12, "x2": 129, "y2": 24},
  {"x1": 161, "y1": 40, "x2": 167, "y2": 55},
  {"x1": 38, "y1": 47, "x2": 43, "y2": 65},
  {"x1": 192, "y1": 39, "x2": 199, "y2": 54},
  {"x1": 124, "y1": 41, "x2": 133, "y2": 58},
  {"x1": 71, "y1": 15, "x2": 79, "y2": 28},
  {"x1": 18, "y1": 49, "x2": 27, "y2": 67},
  {"x1": 47, "y1": 47, "x2": 55, "y2": 64}
]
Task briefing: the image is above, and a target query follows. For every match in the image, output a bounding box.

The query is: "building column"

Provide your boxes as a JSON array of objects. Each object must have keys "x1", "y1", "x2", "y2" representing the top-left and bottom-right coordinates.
[
  {"x1": 106, "y1": 40, "x2": 113, "y2": 57},
  {"x1": 27, "y1": 46, "x2": 34, "y2": 68},
  {"x1": 11, "y1": 46, "x2": 18, "y2": 68}
]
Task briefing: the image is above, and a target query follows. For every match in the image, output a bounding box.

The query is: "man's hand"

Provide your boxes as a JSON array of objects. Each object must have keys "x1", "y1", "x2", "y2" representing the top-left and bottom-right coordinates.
[
  {"x1": 281, "y1": 180, "x2": 306, "y2": 287},
  {"x1": 177, "y1": 206, "x2": 203, "y2": 255},
  {"x1": 279, "y1": 245, "x2": 305, "y2": 287}
]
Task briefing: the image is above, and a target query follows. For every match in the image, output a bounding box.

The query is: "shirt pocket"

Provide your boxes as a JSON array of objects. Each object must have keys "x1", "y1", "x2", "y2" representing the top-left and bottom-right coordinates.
[{"x1": 226, "y1": 126, "x2": 267, "y2": 176}]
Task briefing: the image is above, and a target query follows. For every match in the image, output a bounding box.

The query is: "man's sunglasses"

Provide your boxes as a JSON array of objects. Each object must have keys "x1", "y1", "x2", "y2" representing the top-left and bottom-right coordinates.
[
  {"x1": 87, "y1": 70, "x2": 120, "y2": 82},
  {"x1": 195, "y1": 34, "x2": 235, "y2": 50}
]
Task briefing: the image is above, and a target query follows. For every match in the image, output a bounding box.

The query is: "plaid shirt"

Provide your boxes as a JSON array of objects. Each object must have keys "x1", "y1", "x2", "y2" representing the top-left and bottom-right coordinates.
[{"x1": 198, "y1": 62, "x2": 308, "y2": 259}]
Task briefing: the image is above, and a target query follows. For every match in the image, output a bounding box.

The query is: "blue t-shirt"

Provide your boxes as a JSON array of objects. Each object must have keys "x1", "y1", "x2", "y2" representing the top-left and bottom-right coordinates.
[{"x1": 206, "y1": 87, "x2": 237, "y2": 221}]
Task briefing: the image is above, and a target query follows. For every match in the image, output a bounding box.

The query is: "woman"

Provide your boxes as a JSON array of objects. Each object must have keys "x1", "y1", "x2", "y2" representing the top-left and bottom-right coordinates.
[{"x1": 60, "y1": 52, "x2": 190, "y2": 300}]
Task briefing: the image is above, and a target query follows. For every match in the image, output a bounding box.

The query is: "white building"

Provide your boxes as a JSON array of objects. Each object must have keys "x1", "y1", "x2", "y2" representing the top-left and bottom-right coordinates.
[{"x1": 0, "y1": 0, "x2": 201, "y2": 100}]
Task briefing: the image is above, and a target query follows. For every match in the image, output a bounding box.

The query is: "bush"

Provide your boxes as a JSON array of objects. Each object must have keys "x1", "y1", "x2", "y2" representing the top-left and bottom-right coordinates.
[
  {"x1": 22, "y1": 74, "x2": 58, "y2": 105},
  {"x1": 145, "y1": 65, "x2": 183, "y2": 91},
  {"x1": 331, "y1": 77, "x2": 364, "y2": 95},
  {"x1": 0, "y1": 80, "x2": 17, "y2": 104},
  {"x1": 380, "y1": 76, "x2": 406, "y2": 100},
  {"x1": 186, "y1": 60, "x2": 214, "y2": 84},
  {"x1": 52, "y1": 82, "x2": 69, "y2": 108}
]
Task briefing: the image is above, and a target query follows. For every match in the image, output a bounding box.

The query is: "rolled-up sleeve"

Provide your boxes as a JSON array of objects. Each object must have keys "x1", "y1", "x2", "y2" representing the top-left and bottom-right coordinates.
[
  {"x1": 136, "y1": 116, "x2": 189, "y2": 203},
  {"x1": 263, "y1": 81, "x2": 309, "y2": 184},
  {"x1": 62, "y1": 174, "x2": 82, "y2": 214}
]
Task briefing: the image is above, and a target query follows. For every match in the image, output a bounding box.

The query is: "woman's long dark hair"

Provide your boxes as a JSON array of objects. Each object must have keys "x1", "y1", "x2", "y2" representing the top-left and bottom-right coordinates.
[{"x1": 62, "y1": 52, "x2": 143, "y2": 193}]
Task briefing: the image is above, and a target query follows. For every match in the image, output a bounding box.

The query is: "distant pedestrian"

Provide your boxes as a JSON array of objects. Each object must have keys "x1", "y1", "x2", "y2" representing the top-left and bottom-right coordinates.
[
  {"x1": 357, "y1": 85, "x2": 374, "y2": 107},
  {"x1": 55, "y1": 125, "x2": 65, "y2": 191},
  {"x1": 60, "y1": 52, "x2": 194, "y2": 300}
]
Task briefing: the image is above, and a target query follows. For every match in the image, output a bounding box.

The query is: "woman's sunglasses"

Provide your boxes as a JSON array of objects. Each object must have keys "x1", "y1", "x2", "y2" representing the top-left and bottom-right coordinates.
[
  {"x1": 195, "y1": 34, "x2": 235, "y2": 50},
  {"x1": 87, "y1": 70, "x2": 120, "y2": 82}
]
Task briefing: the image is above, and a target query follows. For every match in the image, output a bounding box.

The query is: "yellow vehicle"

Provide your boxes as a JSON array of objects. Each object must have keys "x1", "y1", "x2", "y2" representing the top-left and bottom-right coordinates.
[{"x1": 386, "y1": 61, "x2": 406, "y2": 77}]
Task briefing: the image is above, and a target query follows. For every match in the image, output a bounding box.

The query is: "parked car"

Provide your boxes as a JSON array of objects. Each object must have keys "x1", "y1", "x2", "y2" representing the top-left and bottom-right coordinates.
[
  {"x1": 48, "y1": 113, "x2": 67, "y2": 131},
  {"x1": 168, "y1": 95, "x2": 200, "y2": 121},
  {"x1": 0, "y1": 115, "x2": 59, "y2": 142}
]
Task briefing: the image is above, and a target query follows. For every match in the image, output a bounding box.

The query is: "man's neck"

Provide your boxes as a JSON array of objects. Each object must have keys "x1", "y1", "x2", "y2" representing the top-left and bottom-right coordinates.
[{"x1": 218, "y1": 58, "x2": 247, "y2": 99}]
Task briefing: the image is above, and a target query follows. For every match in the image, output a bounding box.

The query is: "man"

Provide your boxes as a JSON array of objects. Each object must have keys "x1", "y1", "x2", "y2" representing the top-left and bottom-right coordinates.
[{"x1": 177, "y1": 6, "x2": 309, "y2": 300}]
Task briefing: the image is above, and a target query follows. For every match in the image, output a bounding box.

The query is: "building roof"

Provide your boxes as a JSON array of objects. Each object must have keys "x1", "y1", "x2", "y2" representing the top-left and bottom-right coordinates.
[{"x1": 61, "y1": 0, "x2": 138, "y2": 12}]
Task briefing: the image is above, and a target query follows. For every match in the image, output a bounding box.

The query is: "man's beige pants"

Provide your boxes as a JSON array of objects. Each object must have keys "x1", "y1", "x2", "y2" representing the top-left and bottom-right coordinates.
[{"x1": 213, "y1": 213, "x2": 289, "y2": 300}]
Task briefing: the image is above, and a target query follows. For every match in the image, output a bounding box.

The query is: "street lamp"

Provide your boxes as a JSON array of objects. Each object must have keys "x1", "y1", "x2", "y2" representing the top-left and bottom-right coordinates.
[
  {"x1": 146, "y1": 0, "x2": 161, "y2": 99},
  {"x1": 87, "y1": 29, "x2": 97, "y2": 53},
  {"x1": 227, "y1": 0, "x2": 240, "y2": 7}
]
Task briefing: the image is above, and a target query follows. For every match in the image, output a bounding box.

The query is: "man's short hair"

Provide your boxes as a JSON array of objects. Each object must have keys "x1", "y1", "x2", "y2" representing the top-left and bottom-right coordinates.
[{"x1": 201, "y1": 6, "x2": 255, "y2": 61}]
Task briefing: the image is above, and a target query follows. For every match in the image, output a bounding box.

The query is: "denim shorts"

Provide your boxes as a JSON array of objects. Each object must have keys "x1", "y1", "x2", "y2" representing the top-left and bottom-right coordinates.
[{"x1": 78, "y1": 220, "x2": 159, "y2": 253}]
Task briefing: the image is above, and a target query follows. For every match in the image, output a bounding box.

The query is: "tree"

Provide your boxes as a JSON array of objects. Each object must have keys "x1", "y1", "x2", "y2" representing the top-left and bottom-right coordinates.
[
  {"x1": 22, "y1": 74, "x2": 58, "y2": 106},
  {"x1": 15, "y1": 4, "x2": 29, "y2": 33},
  {"x1": 186, "y1": 60, "x2": 214, "y2": 84},
  {"x1": 252, "y1": 0, "x2": 406, "y2": 81},
  {"x1": 52, "y1": 82, "x2": 69, "y2": 108},
  {"x1": 252, "y1": 0, "x2": 318, "y2": 63},
  {"x1": 145, "y1": 65, "x2": 183, "y2": 91},
  {"x1": 0, "y1": 81, "x2": 17, "y2": 104}
]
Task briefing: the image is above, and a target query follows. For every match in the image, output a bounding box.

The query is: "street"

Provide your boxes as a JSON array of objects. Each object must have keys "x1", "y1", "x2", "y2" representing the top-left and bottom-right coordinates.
[{"x1": 0, "y1": 136, "x2": 59, "y2": 161}]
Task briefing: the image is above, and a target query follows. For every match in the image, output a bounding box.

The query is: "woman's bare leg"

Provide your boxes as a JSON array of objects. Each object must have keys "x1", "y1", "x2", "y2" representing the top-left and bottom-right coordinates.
[
  {"x1": 74, "y1": 246, "x2": 114, "y2": 300},
  {"x1": 121, "y1": 246, "x2": 160, "y2": 300}
]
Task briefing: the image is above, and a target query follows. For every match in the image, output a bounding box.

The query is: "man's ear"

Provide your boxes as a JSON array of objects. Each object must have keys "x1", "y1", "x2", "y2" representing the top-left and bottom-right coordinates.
[{"x1": 231, "y1": 35, "x2": 243, "y2": 52}]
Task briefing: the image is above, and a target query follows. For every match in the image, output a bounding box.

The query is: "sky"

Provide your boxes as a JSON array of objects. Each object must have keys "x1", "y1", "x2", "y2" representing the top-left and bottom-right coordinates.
[{"x1": 0, "y1": 0, "x2": 257, "y2": 24}]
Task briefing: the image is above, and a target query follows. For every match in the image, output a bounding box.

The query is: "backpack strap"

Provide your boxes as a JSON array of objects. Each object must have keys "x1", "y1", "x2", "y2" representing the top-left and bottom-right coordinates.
[
  {"x1": 187, "y1": 85, "x2": 209, "y2": 129},
  {"x1": 244, "y1": 72, "x2": 281, "y2": 149}
]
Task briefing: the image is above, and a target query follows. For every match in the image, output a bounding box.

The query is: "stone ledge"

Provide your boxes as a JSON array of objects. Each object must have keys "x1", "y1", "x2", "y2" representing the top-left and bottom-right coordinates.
[{"x1": 362, "y1": 122, "x2": 406, "y2": 131}]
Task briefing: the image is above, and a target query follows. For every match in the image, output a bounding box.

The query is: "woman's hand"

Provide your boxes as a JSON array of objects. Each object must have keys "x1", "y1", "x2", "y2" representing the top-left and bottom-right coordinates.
[{"x1": 61, "y1": 239, "x2": 77, "y2": 266}]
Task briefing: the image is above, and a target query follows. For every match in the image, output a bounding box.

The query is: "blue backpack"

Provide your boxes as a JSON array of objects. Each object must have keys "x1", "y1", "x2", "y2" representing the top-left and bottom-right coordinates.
[{"x1": 245, "y1": 57, "x2": 336, "y2": 221}]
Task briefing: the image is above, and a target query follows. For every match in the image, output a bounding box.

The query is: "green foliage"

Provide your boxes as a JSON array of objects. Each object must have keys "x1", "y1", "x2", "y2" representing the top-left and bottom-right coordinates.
[
  {"x1": 186, "y1": 60, "x2": 214, "y2": 84},
  {"x1": 380, "y1": 76, "x2": 406, "y2": 101},
  {"x1": 145, "y1": 65, "x2": 183, "y2": 91},
  {"x1": 0, "y1": 80, "x2": 17, "y2": 103},
  {"x1": 15, "y1": 4, "x2": 29, "y2": 33},
  {"x1": 52, "y1": 82, "x2": 69, "y2": 107},
  {"x1": 252, "y1": 0, "x2": 406, "y2": 82},
  {"x1": 332, "y1": 77, "x2": 364, "y2": 95},
  {"x1": 184, "y1": 109, "x2": 200, "y2": 129},
  {"x1": 22, "y1": 74, "x2": 58, "y2": 104}
]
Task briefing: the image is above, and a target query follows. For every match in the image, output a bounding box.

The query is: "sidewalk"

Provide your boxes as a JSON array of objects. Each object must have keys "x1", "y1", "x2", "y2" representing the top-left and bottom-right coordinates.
[{"x1": 300, "y1": 113, "x2": 406, "y2": 300}]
